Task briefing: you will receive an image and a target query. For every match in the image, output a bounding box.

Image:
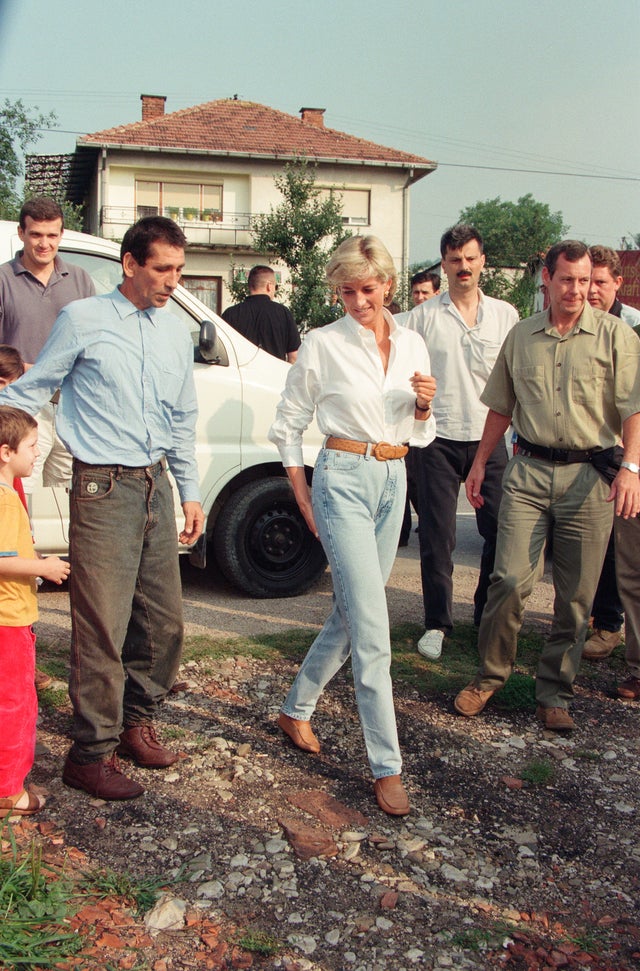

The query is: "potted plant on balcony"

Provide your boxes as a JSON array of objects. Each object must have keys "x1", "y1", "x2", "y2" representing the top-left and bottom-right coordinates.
[
  {"x1": 166, "y1": 207, "x2": 180, "y2": 221},
  {"x1": 183, "y1": 207, "x2": 199, "y2": 221}
]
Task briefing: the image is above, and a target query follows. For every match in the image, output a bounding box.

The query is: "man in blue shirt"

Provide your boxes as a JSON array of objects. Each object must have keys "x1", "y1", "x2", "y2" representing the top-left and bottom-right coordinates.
[{"x1": 0, "y1": 216, "x2": 204, "y2": 800}]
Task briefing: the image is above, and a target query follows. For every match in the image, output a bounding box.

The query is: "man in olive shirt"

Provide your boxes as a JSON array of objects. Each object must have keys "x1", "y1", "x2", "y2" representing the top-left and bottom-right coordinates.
[{"x1": 454, "y1": 241, "x2": 640, "y2": 731}]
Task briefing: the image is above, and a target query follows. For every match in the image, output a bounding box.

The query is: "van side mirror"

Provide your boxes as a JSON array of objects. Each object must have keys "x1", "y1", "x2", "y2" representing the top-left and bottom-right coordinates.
[{"x1": 196, "y1": 320, "x2": 229, "y2": 366}]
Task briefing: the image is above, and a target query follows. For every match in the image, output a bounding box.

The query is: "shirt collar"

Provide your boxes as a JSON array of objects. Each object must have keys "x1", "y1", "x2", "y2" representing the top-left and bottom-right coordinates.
[
  {"x1": 540, "y1": 300, "x2": 598, "y2": 336},
  {"x1": 13, "y1": 252, "x2": 69, "y2": 279},
  {"x1": 345, "y1": 306, "x2": 399, "y2": 340},
  {"x1": 440, "y1": 287, "x2": 486, "y2": 318},
  {"x1": 112, "y1": 286, "x2": 159, "y2": 324}
]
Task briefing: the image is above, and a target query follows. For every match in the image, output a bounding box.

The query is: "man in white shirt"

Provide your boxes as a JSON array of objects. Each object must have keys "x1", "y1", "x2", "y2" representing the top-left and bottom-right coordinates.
[{"x1": 406, "y1": 225, "x2": 518, "y2": 659}]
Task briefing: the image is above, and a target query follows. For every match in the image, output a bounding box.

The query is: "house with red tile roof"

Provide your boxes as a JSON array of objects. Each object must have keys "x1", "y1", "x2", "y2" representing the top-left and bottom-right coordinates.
[{"x1": 30, "y1": 96, "x2": 436, "y2": 314}]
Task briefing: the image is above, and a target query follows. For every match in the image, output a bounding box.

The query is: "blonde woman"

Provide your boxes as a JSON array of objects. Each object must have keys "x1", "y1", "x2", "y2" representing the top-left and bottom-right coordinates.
[{"x1": 269, "y1": 236, "x2": 436, "y2": 816}]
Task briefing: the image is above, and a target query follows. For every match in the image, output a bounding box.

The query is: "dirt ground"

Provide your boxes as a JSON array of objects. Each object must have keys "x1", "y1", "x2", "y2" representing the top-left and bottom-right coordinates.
[{"x1": 19, "y1": 517, "x2": 640, "y2": 971}]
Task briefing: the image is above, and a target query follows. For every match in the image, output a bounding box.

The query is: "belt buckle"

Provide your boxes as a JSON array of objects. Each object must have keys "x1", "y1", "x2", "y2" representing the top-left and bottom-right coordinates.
[
  {"x1": 550, "y1": 448, "x2": 569, "y2": 463},
  {"x1": 373, "y1": 442, "x2": 395, "y2": 461}
]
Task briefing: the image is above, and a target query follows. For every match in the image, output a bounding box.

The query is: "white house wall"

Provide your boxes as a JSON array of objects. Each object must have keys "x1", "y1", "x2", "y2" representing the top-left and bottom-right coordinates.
[{"x1": 92, "y1": 149, "x2": 410, "y2": 310}]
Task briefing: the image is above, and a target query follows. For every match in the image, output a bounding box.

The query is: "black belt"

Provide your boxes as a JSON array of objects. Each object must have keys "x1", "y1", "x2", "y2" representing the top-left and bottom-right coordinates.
[
  {"x1": 73, "y1": 458, "x2": 166, "y2": 475},
  {"x1": 516, "y1": 437, "x2": 595, "y2": 464}
]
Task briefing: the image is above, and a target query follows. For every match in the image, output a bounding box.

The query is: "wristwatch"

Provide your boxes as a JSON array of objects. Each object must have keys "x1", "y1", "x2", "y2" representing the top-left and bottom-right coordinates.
[{"x1": 620, "y1": 461, "x2": 640, "y2": 474}]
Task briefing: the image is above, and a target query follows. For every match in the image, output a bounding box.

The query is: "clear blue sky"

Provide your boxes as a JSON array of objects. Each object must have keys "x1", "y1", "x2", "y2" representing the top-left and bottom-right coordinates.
[{"x1": 1, "y1": 0, "x2": 638, "y2": 264}]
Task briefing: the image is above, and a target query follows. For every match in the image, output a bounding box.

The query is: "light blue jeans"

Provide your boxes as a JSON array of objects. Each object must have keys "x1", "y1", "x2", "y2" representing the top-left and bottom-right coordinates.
[{"x1": 281, "y1": 447, "x2": 406, "y2": 779}]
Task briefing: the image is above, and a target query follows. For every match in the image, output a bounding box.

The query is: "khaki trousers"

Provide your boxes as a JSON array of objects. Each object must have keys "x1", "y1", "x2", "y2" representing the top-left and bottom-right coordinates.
[{"x1": 475, "y1": 455, "x2": 612, "y2": 708}]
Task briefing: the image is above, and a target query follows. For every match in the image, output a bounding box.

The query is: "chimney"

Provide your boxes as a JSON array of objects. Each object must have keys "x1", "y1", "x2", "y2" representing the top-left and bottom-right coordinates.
[
  {"x1": 299, "y1": 107, "x2": 325, "y2": 128},
  {"x1": 140, "y1": 94, "x2": 166, "y2": 121}
]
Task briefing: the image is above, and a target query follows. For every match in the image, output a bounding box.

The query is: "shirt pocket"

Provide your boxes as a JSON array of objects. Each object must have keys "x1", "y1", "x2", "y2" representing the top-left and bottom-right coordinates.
[
  {"x1": 571, "y1": 364, "x2": 606, "y2": 405},
  {"x1": 513, "y1": 365, "x2": 545, "y2": 405}
]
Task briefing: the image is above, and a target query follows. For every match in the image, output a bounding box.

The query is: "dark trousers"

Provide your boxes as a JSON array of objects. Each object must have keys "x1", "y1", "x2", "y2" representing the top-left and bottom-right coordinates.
[
  {"x1": 590, "y1": 528, "x2": 624, "y2": 631},
  {"x1": 68, "y1": 461, "x2": 183, "y2": 762},
  {"x1": 399, "y1": 449, "x2": 419, "y2": 545},
  {"x1": 415, "y1": 436, "x2": 508, "y2": 632}
]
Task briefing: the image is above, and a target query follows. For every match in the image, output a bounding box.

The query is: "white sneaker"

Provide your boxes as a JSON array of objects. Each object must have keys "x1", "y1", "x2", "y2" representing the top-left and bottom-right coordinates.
[{"x1": 417, "y1": 629, "x2": 444, "y2": 660}]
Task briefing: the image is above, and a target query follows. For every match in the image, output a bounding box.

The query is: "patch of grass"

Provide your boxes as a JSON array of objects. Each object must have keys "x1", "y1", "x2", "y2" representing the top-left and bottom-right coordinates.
[
  {"x1": 234, "y1": 929, "x2": 281, "y2": 956},
  {"x1": 39, "y1": 658, "x2": 68, "y2": 680},
  {"x1": 493, "y1": 673, "x2": 536, "y2": 711},
  {"x1": 161, "y1": 725, "x2": 188, "y2": 740},
  {"x1": 0, "y1": 824, "x2": 84, "y2": 969},
  {"x1": 36, "y1": 685, "x2": 70, "y2": 712},
  {"x1": 81, "y1": 867, "x2": 168, "y2": 915},
  {"x1": 574, "y1": 749, "x2": 602, "y2": 762},
  {"x1": 389, "y1": 623, "x2": 545, "y2": 702},
  {"x1": 38, "y1": 621, "x2": 547, "y2": 712},
  {"x1": 449, "y1": 921, "x2": 511, "y2": 951},
  {"x1": 520, "y1": 758, "x2": 555, "y2": 785},
  {"x1": 565, "y1": 926, "x2": 607, "y2": 952}
]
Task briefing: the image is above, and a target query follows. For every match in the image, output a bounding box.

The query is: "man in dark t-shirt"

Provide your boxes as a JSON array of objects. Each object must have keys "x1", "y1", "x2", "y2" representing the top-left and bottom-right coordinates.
[{"x1": 222, "y1": 265, "x2": 300, "y2": 362}]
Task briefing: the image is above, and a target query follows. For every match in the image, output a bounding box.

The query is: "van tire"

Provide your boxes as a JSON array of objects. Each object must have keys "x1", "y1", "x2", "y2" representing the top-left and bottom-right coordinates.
[{"x1": 213, "y1": 478, "x2": 327, "y2": 598}]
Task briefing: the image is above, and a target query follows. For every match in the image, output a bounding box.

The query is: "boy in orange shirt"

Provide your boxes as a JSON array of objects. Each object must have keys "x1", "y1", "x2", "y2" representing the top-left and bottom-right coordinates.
[{"x1": 0, "y1": 405, "x2": 70, "y2": 818}]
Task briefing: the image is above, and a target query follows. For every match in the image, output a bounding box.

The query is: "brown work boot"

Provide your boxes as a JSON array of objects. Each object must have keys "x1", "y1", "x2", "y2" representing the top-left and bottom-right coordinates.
[
  {"x1": 617, "y1": 676, "x2": 640, "y2": 700},
  {"x1": 62, "y1": 753, "x2": 144, "y2": 800},
  {"x1": 374, "y1": 775, "x2": 410, "y2": 816},
  {"x1": 582, "y1": 629, "x2": 621, "y2": 661},
  {"x1": 454, "y1": 684, "x2": 496, "y2": 717},
  {"x1": 536, "y1": 705, "x2": 575, "y2": 732},
  {"x1": 278, "y1": 713, "x2": 321, "y2": 753},
  {"x1": 117, "y1": 725, "x2": 179, "y2": 769}
]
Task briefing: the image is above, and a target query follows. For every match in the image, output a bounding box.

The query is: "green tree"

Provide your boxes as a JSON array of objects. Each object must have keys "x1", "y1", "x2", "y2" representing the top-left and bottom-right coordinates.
[
  {"x1": 0, "y1": 99, "x2": 57, "y2": 219},
  {"x1": 232, "y1": 160, "x2": 349, "y2": 330},
  {"x1": 458, "y1": 194, "x2": 568, "y2": 317}
]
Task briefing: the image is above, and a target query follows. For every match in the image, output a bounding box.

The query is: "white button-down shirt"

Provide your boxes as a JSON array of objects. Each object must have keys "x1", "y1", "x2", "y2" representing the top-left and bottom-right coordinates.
[
  {"x1": 406, "y1": 289, "x2": 518, "y2": 440},
  {"x1": 269, "y1": 310, "x2": 436, "y2": 468}
]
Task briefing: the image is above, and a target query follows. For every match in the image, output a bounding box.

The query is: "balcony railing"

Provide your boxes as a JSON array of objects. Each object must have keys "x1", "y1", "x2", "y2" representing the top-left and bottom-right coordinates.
[{"x1": 100, "y1": 207, "x2": 254, "y2": 247}]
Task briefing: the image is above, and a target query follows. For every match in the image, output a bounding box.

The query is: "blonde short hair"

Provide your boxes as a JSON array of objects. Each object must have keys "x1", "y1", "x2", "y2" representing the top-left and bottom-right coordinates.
[{"x1": 326, "y1": 236, "x2": 397, "y2": 300}]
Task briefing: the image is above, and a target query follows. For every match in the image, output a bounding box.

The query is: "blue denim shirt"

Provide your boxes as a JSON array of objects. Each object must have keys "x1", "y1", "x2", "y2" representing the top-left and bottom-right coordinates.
[{"x1": 0, "y1": 288, "x2": 200, "y2": 503}]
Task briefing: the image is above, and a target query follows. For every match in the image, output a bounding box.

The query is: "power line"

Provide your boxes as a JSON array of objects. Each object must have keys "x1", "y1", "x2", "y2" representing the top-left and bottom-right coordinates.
[{"x1": 436, "y1": 162, "x2": 640, "y2": 183}]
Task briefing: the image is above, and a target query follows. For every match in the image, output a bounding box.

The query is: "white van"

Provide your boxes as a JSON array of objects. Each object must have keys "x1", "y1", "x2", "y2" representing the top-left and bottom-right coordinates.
[{"x1": 0, "y1": 222, "x2": 326, "y2": 597}]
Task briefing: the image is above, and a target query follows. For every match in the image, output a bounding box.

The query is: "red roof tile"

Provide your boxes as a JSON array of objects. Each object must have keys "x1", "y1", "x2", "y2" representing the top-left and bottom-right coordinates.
[{"x1": 78, "y1": 98, "x2": 435, "y2": 170}]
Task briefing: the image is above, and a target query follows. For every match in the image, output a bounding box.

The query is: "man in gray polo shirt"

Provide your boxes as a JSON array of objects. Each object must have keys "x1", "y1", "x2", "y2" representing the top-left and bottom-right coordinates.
[{"x1": 0, "y1": 197, "x2": 94, "y2": 492}]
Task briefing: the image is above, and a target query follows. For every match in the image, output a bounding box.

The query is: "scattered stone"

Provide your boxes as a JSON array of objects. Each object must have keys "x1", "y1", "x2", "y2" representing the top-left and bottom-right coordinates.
[
  {"x1": 279, "y1": 817, "x2": 338, "y2": 859},
  {"x1": 286, "y1": 790, "x2": 368, "y2": 828},
  {"x1": 440, "y1": 863, "x2": 468, "y2": 883},
  {"x1": 144, "y1": 894, "x2": 187, "y2": 935},
  {"x1": 196, "y1": 881, "x2": 224, "y2": 899},
  {"x1": 380, "y1": 891, "x2": 399, "y2": 909},
  {"x1": 287, "y1": 934, "x2": 317, "y2": 955}
]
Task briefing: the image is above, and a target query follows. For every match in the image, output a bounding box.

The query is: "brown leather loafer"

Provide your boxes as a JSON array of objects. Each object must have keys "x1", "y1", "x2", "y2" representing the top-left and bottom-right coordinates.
[
  {"x1": 374, "y1": 775, "x2": 410, "y2": 816},
  {"x1": 35, "y1": 669, "x2": 53, "y2": 691},
  {"x1": 536, "y1": 705, "x2": 575, "y2": 731},
  {"x1": 117, "y1": 725, "x2": 179, "y2": 769},
  {"x1": 62, "y1": 753, "x2": 144, "y2": 800},
  {"x1": 618, "y1": 676, "x2": 640, "y2": 700},
  {"x1": 454, "y1": 684, "x2": 496, "y2": 717},
  {"x1": 277, "y1": 713, "x2": 321, "y2": 753}
]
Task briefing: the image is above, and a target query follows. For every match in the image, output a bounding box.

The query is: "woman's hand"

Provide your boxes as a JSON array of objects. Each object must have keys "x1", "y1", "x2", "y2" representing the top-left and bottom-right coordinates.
[
  {"x1": 410, "y1": 371, "x2": 436, "y2": 410},
  {"x1": 286, "y1": 466, "x2": 319, "y2": 538}
]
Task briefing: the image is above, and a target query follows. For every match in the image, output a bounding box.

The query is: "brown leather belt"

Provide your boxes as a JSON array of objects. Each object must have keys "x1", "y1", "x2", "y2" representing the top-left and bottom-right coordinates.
[{"x1": 325, "y1": 436, "x2": 408, "y2": 461}]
